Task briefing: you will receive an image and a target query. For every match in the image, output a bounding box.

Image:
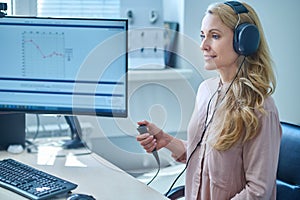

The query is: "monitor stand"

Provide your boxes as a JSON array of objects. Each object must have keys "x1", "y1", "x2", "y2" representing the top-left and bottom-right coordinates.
[{"x1": 62, "y1": 115, "x2": 84, "y2": 149}]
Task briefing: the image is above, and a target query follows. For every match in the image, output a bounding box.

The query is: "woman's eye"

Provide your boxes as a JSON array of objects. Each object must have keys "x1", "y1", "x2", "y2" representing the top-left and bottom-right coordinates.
[
  {"x1": 212, "y1": 34, "x2": 220, "y2": 39},
  {"x1": 200, "y1": 34, "x2": 205, "y2": 40}
]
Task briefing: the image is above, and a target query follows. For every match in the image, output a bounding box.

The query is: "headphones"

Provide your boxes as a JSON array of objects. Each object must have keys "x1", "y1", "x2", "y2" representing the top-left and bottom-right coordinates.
[{"x1": 224, "y1": 1, "x2": 260, "y2": 56}]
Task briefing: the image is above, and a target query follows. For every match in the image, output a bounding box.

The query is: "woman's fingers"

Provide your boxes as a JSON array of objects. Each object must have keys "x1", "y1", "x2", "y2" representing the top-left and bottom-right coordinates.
[{"x1": 136, "y1": 134, "x2": 156, "y2": 153}]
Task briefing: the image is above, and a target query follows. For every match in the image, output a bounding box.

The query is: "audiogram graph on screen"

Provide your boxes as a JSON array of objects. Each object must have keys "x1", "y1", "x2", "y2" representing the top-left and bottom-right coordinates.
[{"x1": 22, "y1": 31, "x2": 68, "y2": 78}]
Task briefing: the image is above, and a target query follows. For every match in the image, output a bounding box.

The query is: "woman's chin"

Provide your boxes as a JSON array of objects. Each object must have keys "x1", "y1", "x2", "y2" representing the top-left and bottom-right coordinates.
[{"x1": 204, "y1": 63, "x2": 217, "y2": 71}]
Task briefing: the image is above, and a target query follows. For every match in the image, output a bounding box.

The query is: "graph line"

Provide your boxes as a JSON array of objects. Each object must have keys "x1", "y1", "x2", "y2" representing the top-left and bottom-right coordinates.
[
  {"x1": 23, "y1": 39, "x2": 65, "y2": 59},
  {"x1": 22, "y1": 31, "x2": 66, "y2": 78}
]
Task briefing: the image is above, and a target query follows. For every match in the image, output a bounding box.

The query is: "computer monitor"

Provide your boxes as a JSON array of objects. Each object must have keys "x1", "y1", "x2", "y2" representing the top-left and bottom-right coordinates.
[{"x1": 0, "y1": 16, "x2": 128, "y2": 117}]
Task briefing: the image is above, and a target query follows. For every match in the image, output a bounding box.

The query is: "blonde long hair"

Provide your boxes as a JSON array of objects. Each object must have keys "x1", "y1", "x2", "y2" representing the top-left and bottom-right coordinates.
[{"x1": 207, "y1": 2, "x2": 276, "y2": 151}]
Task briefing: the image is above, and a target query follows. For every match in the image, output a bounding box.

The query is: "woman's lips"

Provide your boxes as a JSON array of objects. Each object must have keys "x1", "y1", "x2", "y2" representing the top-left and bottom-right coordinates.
[{"x1": 203, "y1": 55, "x2": 216, "y2": 61}]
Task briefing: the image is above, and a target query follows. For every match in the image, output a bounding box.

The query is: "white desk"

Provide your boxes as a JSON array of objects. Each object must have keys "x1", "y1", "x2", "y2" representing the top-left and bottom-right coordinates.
[{"x1": 0, "y1": 147, "x2": 169, "y2": 200}]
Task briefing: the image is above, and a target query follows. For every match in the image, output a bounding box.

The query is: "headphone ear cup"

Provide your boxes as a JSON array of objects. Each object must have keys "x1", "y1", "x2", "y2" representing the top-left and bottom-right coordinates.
[{"x1": 233, "y1": 23, "x2": 260, "y2": 56}]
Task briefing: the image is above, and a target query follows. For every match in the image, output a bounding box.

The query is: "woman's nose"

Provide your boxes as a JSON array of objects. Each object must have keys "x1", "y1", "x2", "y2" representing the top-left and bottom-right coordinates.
[{"x1": 200, "y1": 38, "x2": 210, "y2": 51}]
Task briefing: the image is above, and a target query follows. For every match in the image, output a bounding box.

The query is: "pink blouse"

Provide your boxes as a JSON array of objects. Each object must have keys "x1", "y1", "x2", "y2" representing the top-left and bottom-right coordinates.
[{"x1": 185, "y1": 77, "x2": 282, "y2": 200}]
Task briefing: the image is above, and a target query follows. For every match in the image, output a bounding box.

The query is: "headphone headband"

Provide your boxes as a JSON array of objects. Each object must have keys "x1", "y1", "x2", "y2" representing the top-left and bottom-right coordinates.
[{"x1": 224, "y1": 1, "x2": 248, "y2": 14}]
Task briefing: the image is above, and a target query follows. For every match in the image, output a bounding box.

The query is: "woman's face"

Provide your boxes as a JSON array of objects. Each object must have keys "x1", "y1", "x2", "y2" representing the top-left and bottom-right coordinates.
[{"x1": 200, "y1": 13, "x2": 239, "y2": 77}]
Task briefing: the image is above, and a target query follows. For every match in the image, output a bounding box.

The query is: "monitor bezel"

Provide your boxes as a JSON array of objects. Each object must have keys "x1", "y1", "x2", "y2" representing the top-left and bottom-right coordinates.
[{"x1": 0, "y1": 16, "x2": 128, "y2": 118}]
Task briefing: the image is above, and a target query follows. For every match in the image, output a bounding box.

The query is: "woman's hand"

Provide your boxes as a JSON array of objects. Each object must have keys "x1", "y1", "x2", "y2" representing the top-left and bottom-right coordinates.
[
  {"x1": 136, "y1": 120, "x2": 187, "y2": 163},
  {"x1": 136, "y1": 120, "x2": 167, "y2": 153}
]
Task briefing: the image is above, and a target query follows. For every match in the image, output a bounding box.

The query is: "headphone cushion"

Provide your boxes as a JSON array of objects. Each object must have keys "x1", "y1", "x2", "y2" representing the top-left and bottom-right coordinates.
[{"x1": 234, "y1": 23, "x2": 260, "y2": 56}]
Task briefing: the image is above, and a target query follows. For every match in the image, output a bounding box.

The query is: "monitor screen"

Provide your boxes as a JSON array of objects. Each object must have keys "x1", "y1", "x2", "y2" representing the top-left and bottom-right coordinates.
[{"x1": 0, "y1": 16, "x2": 128, "y2": 117}]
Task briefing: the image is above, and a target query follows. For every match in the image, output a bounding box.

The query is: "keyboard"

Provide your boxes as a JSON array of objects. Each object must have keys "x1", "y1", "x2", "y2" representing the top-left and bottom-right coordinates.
[{"x1": 0, "y1": 158, "x2": 78, "y2": 200}]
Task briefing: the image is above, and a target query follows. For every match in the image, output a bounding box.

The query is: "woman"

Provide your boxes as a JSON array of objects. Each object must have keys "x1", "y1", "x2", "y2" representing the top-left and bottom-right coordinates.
[{"x1": 136, "y1": 1, "x2": 282, "y2": 199}]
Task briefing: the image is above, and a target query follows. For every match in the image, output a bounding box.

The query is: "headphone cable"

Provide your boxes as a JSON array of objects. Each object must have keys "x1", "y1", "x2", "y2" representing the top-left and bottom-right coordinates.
[{"x1": 165, "y1": 56, "x2": 246, "y2": 197}]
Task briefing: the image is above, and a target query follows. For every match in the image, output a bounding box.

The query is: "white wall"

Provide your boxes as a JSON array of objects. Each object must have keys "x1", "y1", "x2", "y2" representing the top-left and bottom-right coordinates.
[{"x1": 182, "y1": 0, "x2": 300, "y2": 125}]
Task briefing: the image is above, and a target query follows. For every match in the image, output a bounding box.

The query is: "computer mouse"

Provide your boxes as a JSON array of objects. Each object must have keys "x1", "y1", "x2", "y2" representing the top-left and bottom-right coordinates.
[
  {"x1": 7, "y1": 144, "x2": 24, "y2": 154},
  {"x1": 67, "y1": 193, "x2": 96, "y2": 200}
]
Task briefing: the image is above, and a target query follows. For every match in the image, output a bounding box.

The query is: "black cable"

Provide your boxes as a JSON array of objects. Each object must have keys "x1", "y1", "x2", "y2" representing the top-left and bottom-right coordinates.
[
  {"x1": 26, "y1": 115, "x2": 92, "y2": 157},
  {"x1": 146, "y1": 152, "x2": 160, "y2": 185},
  {"x1": 165, "y1": 56, "x2": 246, "y2": 197},
  {"x1": 165, "y1": 88, "x2": 217, "y2": 196},
  {"x1": 32, "y1": 114, "x2": 41, "y2": 141},
  {"x1": 25, "y1": 114, "x2": 41, "y2": 153}
]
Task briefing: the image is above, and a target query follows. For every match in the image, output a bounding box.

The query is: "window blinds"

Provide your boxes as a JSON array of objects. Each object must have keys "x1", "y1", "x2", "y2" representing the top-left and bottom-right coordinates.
[{"x1": 37, "y1": 0, "x2": 120, "y2": 18}]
